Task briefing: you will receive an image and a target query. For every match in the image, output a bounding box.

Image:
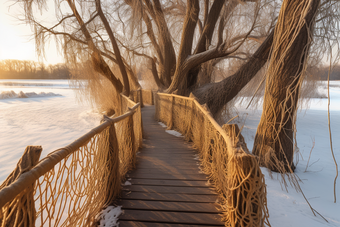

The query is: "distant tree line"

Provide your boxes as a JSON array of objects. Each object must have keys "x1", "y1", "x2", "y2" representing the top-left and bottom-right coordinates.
[
  {"x1": 0, "y1": 59, "x2": 71, "y2": 79},
  {"x1": 315, "y1": 64, "x2": 340, "y2": 80}
]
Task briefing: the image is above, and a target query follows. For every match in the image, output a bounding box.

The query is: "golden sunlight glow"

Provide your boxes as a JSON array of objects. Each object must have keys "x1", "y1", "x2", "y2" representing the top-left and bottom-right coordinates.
[{"x1": 0, "y1": 2, "x2": 63, "y2": 64}]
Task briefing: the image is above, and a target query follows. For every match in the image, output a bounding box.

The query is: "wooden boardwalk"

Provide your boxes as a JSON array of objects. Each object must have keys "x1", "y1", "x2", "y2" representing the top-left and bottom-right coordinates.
[{"x1": 118, "y1": 106, "x2": 224, "y2": 227}]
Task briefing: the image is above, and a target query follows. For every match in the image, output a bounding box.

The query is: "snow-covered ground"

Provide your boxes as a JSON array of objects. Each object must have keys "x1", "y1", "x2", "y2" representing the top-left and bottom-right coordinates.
[
  {"x1": 0, "y1": 79, "x2": 339, "y2": 226},
  {"x1": 233, "y1": 81, "x2": 340, "y2": 227},
  {"x1": 0, "y1": 79, "x2": 101, "y2": 182}
]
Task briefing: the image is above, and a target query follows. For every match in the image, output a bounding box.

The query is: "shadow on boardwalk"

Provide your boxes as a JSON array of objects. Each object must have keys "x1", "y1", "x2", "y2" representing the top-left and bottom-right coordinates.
[{"x1": 117, "y1": 105, "x2": 224, "y2": 227}]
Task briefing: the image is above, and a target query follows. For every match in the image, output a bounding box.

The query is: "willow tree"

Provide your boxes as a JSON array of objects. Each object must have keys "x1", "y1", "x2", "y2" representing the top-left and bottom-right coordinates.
[
  {"x1": 252, "y1": 0, "x2": 320, "y2": 172},
  {"x1": 16, "y1": 0, "x2": 339, "y2": 173},
  {"x1": 17, "y1": 0, "x2": 276, "y2": 111},
  {"x1": 116, "y1": 0, "x2": 275, "y2": 109},
  {"x1": 17, "y1": 0, "x2": 142, "y2": 102}
]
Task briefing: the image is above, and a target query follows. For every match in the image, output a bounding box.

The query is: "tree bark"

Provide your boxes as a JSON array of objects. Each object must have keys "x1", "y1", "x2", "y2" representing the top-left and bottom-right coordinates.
[
  {"x1": 194, "y1": 0, "x2": 226, "y2": 55},
  {"x1": 166, "y1": 0, "x2": 200, "y2": 94},
  {"x1": 186, "y1": 0, "x2": 228, "y2": 91},
  {"x1": 150, "y1": 57, "x2": 166, "y2": 90},
  {"x1": 143, "y1": 0, "x2": 176, "y2": 86},
  {"x1": 66, "y1": 0, "x2": 123, "y2": 93},
  {"x1": 96, "y1": 0, "x2": 130, "y2": 96},
  {"x1": 193, "y1": 30, "x2": 274, "y2": 117},
  {"x1": 252, "y1": 0, "x2": 320, "y2": 172}
]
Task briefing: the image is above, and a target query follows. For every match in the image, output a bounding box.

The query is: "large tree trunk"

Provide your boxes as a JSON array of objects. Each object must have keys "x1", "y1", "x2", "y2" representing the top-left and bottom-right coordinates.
[
  {"x1": 193, "y1": 30, "x2": 274, "y2": 117},
  {"x1": 145, "y1": 0, "x2": 177, "y2": 86},
  {"x1": 252, "y1": 0, "x2": 320, "y2": 172},
  {"x1": 166, "y1": 0, "x2": 199, "y2": 94},
  {"x1": 186, "y1": 0, "x2": 228, "y2": 91}
]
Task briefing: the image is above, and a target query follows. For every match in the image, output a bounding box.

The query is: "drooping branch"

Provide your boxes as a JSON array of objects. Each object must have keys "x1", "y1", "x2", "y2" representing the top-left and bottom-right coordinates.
[{"x1": 66, "y1": 0, "x2": 123, "y2": 93}]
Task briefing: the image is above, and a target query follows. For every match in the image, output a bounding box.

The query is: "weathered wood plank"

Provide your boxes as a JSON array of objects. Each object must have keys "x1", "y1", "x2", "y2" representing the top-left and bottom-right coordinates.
[
  {"x1": 127, "y1": 173, "x2": 207, "y2": 180},
  {"x1": 134, "y1": 164, "x2": 201, "y2": 170},
  {"x1": 136, "y1": 156, "x2": 198, "y2": 163},
  {"x1": 117, "y1": 106, "x2": 223, "y2": 226},
  {"x1": 133, "y1": 160, "x2": 199, "y2": 167},
  {"x1": 119, "y1": 210, "x2": 224, "y2": 225},
  {"x1": 123, "y1": 185, "x2": 216, "y2": 195},
  {"x1": 137, "y1": 153, "x2": 197, "y2": 159},
  {"x1": 129, "y1": 179, "x2": 210, "y2": 187},
  {"x1": 118, "y1": 200, "x2": 220, "y2": 213},
  {"x1": 119, "y1": 221, "x2": 221, "y2": 227},
  {"x1": 128, "y1": 168, "x2": 203, "y2": 175},
  {"x1": 121, "y1": 191, "x2": 218, "y2": 203}
]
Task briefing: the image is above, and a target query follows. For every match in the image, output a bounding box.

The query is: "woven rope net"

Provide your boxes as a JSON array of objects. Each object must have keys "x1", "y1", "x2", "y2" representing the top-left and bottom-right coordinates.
[
  {"x1": 156, "y1": 93, "x2": 270, "y2": 227},
  {"x1": 0, "y1": 95, "x2": 142, "y2": 227}
]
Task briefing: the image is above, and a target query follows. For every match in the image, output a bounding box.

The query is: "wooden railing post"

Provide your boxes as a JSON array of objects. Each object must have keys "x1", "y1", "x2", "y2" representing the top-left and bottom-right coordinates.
[
  {"x1": 104, "y1": 123, "x2": 121, "y2": 205},
  {"x1": 150, "y1": 90, "x2": 154, "y2": 105},
  {"x1": 155, "y1": 93, "x2": 159, "y2": 120},
  {"x1": 168, "y1": 96, "x2": 174, "y2": 129},
  {"x1": 139, "y1": 89, "x2": 144, "y2": 108},
  {"x1": 0, "y1": 146, "x2": 42, "y2": 227},
  {"x1": 127, "y1": 115, "x2": 136, "y2": 168}
]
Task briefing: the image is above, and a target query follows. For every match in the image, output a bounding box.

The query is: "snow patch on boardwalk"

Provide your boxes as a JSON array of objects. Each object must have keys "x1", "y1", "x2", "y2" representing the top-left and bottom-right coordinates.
[
  {"x1": 97, "y1": 206, "x2": 122, "y2": 227},
  {"x1": 158, "y1": 122, "x2": 167, "y2": 128},
  {"x1": 158, "y1": 121, "x2": 184, "y2": 137},
  {"x1": 166, "y1": 130, "x2": 184, "y2": 137}
]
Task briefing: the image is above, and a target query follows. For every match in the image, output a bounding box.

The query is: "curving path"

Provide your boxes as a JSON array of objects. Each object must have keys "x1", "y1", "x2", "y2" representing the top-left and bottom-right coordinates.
[{"x1": 118, "y1": 105, "x2": 223, "y2": 227}]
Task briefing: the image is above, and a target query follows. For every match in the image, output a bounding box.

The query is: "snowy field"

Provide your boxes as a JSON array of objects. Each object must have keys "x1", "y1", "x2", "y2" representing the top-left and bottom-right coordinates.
[
  {"x1": 0, "y1": 79, "x2": 101, "y2": 182},
  {"x1": 0, "y1": 79, "x2": 339, "y2": 226}
]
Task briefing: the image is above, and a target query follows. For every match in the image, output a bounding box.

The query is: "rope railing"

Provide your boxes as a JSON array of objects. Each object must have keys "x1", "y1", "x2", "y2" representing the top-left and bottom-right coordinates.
[
  {"x1": 0, "y1": 95, "x2": 142, "y2": 227},
  {"x1": 155, "y1": 92, "x2": 271, "y2": 227}
]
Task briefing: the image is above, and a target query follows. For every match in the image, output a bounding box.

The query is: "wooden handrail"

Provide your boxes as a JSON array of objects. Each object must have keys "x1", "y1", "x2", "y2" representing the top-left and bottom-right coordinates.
[
  {"x1": 158, "y1": 93, "x2": 194, "y2": 101},
  {"x1": 0, "y1": 103, "x2": 140, "y2": 208},
  {"x1": 157, "y1": 92, "x2": 238, "y2": 157}
]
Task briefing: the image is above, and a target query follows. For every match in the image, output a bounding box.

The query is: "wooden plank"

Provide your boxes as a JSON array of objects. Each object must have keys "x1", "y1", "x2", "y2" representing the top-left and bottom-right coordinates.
[
  {"x1": 142, "y1": 142, "x2": 192, "y2": 149},
  {"x1": 135, "y1": 164, "x2": 201, "y2": 170},
  {"x1": 118, "y1": 200, "x2": 220, "y2": 213},
  {"x1": 136, "y1": 157, "x2": 198, "y2": 161},
  {"x1": 134, "y1": 160, "x2": 199, "y2": 167},
  {"x1": 129, "y1": 179, "x2": 210, "y2": 187},
  {"x1": 119, "y1": 210, "x2": 224, "y2": 226},
  {"x1": 142, "y1": 145, "x2": 192, "y2": 149},
  {"x1": 127, "y1": 173, "x2": 207, "y2": 180},
  {"x1": 137, "y1": 153, "x2": 197, "y2": 158},
  {"x1": 140, "y1": 147, "x2": 195, "y2": 151},
  {"x1": 137, "y1": 156, "x2": 198, "y2": 162},
  {"x1": 121, "y1": 192, "x2": 218, "y2": 203},
  {"x1": 139, "y1": 148, "x2": 195, "y2": 153},
  {"x1": 129, "y1": 168, "x2": 203, "y2": 175},
  {"x1": 123, "y1": 185, "x2": 216, "y2": 195},
  {"x1": 119, "y1": 221, "x2": 213, "y2": 227},
  {"x1": 118, "y1": 106, "x2": 223, "y2": 226},
  {"x1": 137, "y1": 154, "x2": 197, "y2": 158}
]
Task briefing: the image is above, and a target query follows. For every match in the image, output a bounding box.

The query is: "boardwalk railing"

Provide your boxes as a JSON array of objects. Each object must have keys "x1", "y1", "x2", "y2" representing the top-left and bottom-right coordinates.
[
  {"x1": 130, "y1": 89, "x2": 155, "y2": 106},
  {"x1": 0, "y1": 95, "x2": 142, "y2": 227},
  {"x1": 155, "y1": 93, "x2": 270, "y2": 227}
]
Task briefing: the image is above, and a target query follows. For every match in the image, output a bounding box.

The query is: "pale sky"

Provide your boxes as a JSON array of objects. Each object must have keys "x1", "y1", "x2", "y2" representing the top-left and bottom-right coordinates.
[{"x1": 0, "y1": 1, "x2": 64, "y2": 64}]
